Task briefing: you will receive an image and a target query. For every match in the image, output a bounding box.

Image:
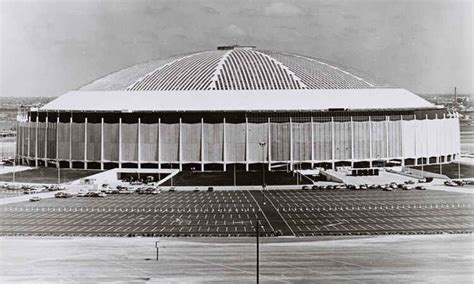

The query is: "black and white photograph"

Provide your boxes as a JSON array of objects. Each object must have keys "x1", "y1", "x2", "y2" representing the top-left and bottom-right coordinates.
[{"x1": 0, "y1": 0, "x2": 473, "y2": 282}]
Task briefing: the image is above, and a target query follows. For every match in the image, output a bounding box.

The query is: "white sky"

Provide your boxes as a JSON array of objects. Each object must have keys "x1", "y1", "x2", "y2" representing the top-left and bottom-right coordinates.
[{"x1": 0, "y1": 0, "x2": 472, "y2": 97}]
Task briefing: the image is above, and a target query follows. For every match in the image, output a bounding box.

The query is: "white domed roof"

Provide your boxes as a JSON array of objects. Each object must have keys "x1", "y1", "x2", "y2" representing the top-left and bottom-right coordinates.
[{"x1": 80, "y1": 46, "x2": 377, "y2": 91}]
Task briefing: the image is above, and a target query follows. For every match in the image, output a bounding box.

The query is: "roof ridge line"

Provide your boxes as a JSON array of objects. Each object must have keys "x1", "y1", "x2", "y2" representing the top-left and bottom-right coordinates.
[
  {"x1": 208, "y1": 50, "x2": 233, "y2": 90},
  {"x1": 253, "y1": 50, "x2": 308, "y2": 89},
  {"x1": 126, "y1": 51, "x2": 209, "y2": 90},
  {"x1": 280, "y1": 52, "x2": 375, "y2": 87}
]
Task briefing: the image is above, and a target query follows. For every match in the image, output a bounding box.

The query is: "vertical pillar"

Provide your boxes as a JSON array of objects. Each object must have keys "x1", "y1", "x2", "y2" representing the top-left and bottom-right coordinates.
[
  {"x1": 245, "y1": 117, "x2": 249, "y2": 171},
  {"x1": 413, "y1": 114, "x2": 417, "y2": 165},
  {"x1": 158, "y1": 118, "x2": 161, "y2": 169},
  {"x1": 310, "y1": 117, "x2": 314, "y2": 168},
  {"x1": 443, "y1": 113, "x2": 449, "y2": 159},
  {"x1": 368, "y1": 116, "x2": 372, "y2": 168},
  {"x1": 435, "y1": 114, "x2": 440, "y2": 163},
  {"x1": 200, "y1": 118, "x2": 204, "y2": 172},
  {"x1": 100, "y1": 117, "x2": 104, "y2": 170},
  {"x1": 331, "y1": 117, "x2": 335, "y2": 169},
  {"x1": 118, "y1": 117, "x2": 122, "y2": 168},
  {"x1": 386, "y1": 116, "x2": 390, "y2": 161},
  {"x1": 56, "y1": 116, "x2": 60, "y2": 168},
  {"x1": 289, "y1": 117, "x2": 294, "y2": 170},
  {"x1": 400, "y1": 115, "x2": 404, "y2": 166},
  {"x1": 223, "y1": 117, "x2": 227, "y2": 171},
  {"x1": 350, "y1": 116, "x2": 354, "y2": 167},
  {"x1": 35, "y1": 114, "x2": 39, "y2": 168},
  {"x1": 44, "y1": 115, "x2": 48, "y2": 164},
  {"x1": 267, "y1": 117, "x2": 271, "y2": 171},
  {"x1": 425, "y1": 114, "x2": 429, "y2": 165},
  {"x1": 178, "y1": 118, "x2": 182, "y2": 171},
  {"x1": 69, "y1": 115, "x2": 73, "y2": 168},
  {"x1": 84, "y1": 117, "x2": 88, "y2": 169},
  {"x1": 27, "y1": 118, "x2": 31, "y2": 165},
  {"x1": 20, "y1": 121, "x2": 24, "y2": 162},
  {"x1": 137, "y1": 117, "x2": 141, "y2": 169}
]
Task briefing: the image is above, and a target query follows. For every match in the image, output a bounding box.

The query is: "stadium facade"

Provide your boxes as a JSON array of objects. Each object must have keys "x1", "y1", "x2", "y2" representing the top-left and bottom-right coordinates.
[{"x1": 16, "y1": 46, "x2": 460, "y2": 171}]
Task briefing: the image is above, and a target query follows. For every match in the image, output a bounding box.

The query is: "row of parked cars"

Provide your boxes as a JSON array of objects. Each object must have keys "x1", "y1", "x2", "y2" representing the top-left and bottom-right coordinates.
[
  {"x1": 23, "y1": 185, "x2": 65, "y2": 194},
  {"x1": 302, "y1": 180, "x2": 426, "y2": 191},
  {"x1": 444, "y1": 179, "x2": 474, "y2": 187},
  {"x1": 1, "y1": 182, "x2": 65, "y2": 193}
]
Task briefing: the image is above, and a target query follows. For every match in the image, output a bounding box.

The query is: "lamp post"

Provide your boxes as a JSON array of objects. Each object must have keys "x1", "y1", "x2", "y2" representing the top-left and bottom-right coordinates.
[
  {"x1": 259, "y1": 142, "x2": 266, "y2": 204},
  {"x1": 255, "y1": 220, "x2": 260, "y2": 284}
]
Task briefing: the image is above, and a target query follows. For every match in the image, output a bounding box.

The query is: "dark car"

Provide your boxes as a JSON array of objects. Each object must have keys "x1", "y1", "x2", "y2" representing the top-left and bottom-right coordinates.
[{"x1": 55, "y1": 192, "x2": 73, "y2": 198}]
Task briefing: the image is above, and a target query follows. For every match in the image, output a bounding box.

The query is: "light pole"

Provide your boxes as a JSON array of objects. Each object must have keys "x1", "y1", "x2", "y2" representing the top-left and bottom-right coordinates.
[
  {"x1": 259, "y1": 142, "x2": 266, "y2": 204},
  {"x1": 255, "y1": 220, "x2": 260, "y2": 284},
  {"x1": 155, "y1": 240, "x2": 160, "y2": 261}
]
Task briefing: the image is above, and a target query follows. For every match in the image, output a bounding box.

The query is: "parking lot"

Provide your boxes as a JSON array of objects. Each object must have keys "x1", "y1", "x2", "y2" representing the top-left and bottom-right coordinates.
[
  {"x1": 0, "y1": 189, "x2": 472, "y2": 237},
  {"x1": 266, "y1": 190, "x2": 474, "y2": 236}
]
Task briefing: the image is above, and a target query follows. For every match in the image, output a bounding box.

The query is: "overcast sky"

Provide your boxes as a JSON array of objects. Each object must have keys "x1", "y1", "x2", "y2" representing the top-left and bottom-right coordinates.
[{"x1": 0, "y1": 0, "x2": 472, "y2": 97}]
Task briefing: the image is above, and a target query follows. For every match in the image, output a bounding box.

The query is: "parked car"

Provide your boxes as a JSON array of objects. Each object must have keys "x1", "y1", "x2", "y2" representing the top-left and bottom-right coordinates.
[
  {"x1": 453, "y1": 180, "x2": 466, "y2": 186},
  {"x1": 29, "y1": 196, "x2": 41, "y2": 202},
  {"x1": 415, "y1": 185, "x2": 426, "y2": 190},
  {"x1": 444, "y1": 180, "x2": 458, "y2": 187},
  {"x1": 55, "y1": 192, "x2": 73, "y2": 198}
]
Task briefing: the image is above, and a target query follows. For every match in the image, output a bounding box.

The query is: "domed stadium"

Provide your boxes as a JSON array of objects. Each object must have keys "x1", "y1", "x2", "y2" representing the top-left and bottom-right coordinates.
[{"x1": 16, "y1": 45, "x2": 460, "y2": 171}]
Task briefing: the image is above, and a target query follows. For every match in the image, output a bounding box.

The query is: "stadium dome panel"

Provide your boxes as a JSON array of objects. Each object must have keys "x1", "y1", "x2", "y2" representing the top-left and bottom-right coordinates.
[{"x1": 18, "y1": 45, "x2": 460, "y2": 171}]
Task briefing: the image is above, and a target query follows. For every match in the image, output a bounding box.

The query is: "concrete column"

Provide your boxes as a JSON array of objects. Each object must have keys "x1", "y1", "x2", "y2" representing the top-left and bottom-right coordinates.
[
  {"x1": 267, "y1": 117, "x2": 271, "y2": 171},
  {"x1": 56, "y1": 116, "x2": 60, "y2": 167},
  {"x1": 368, "y1": 116, "x2": 372, "y2": 168},
  {"x1": 413, "y1": 114, "x2": 418, "y2": 165},
  {"x1": 425, "y1": 114, "x2": 429, "y2": 164},
  {"x1": 20, "y1": 122, "x2": 24, "y2": 162},
  {"x1": 310, "y1": 117, "x2": 314, "y2": 168},
  {"x1": 200, "y1": 118, "x2": 204, "y2": 171},
  {"x1": 158, "y1": 118, "x2": 161, "y2": 169},
  {"x1": 137, "y1": 117, "x2": 141, "y2": 169},
  {"x1": 443, "y1": 113, "x2": 449, "y2": 159},
  {"x1": 223, "y1": 117, "x2": 227, "y2": 171},
  {"x1": 289, "y1": 117, "x2": 294, "y2": 170},
  {"x1": 179, "y1": 118, "x2": 182, "y2": 171},
  {"x1": 35, "y1": 114, "x2": 39, "y2": 168},
  {"x1": 44, "y1": 116, "x2": 48, "y2": 164},
  {"x1": 27, "y1": 118, "x2": 31, "y2": 165},
  {"x1": 386, "y1": 116, "x2": 390, "y2": 161},
  {"x1": 84, "y1": 117, "x2": 88, "y2": 169},
  {"x1": 435, "y1": 114, "x2": 440, "y2": 163},
  {"x1": 400, "y1": 115, "x2": 404, "y2": 166},
  {"x1": 118, "y1": 117, "x2": 122, "y2": 168},
  {"x1": 69, "y1": 116, "x2": 73, "y2": 168},
  {"x1": 100, "y1": 117, "x2": 104, "y2": 170},
  {"x1": 331, "y1": 117, "x2": 335, "y2": 169},
  {"x1": 245, "y1": 117, "x2": 249, "y2": 171},
  {"x1": 350, "y1": 116, "x2": 354, "y2": 167}
]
